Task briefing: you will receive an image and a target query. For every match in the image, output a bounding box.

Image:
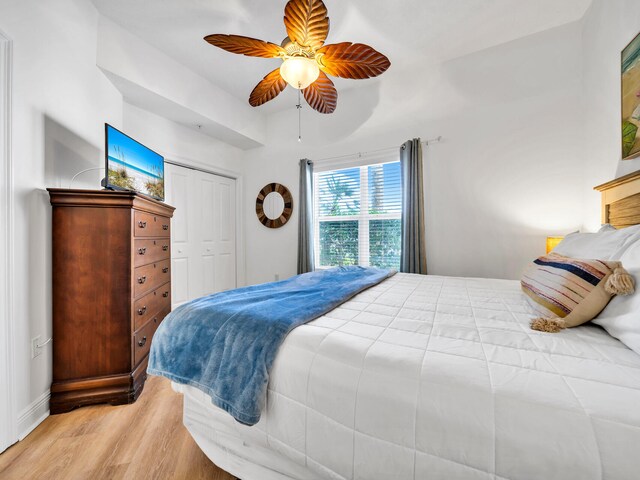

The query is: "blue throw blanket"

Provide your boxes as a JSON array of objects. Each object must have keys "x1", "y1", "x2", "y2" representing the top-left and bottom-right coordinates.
[{"x1": 148, "y1": 266, "x2": 395, "y2": 425}]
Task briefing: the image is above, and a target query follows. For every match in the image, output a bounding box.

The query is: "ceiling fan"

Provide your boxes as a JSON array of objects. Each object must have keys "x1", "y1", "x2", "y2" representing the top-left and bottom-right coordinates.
[{"x1": 204, "y1": 0, "x2": 391, "y2": 114}]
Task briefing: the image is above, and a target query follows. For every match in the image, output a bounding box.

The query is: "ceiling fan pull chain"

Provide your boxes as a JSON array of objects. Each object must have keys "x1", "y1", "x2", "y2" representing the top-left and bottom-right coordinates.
[{"x1": 297, "y1": 85, "x2": 303, "y2": 142}]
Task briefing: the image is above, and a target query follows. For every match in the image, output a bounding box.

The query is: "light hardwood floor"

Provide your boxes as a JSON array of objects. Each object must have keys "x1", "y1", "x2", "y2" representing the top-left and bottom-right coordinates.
[{"x1": 0, "y1": 376, "x2": 237, "y2": 480}]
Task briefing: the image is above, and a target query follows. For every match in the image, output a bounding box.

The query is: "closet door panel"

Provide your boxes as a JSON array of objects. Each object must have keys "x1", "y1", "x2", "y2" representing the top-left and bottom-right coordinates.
[
  {"x1": 198, "y1": 172, "x2": 218, "y2": 296},
  {"x1": 165, "y1": 163, "x2": 237, "y2": 303},
  {"x1": 216, "y1": 253, "x2": 235, "y2": 292},
  {"x1": 171, "y1": 258, "x2": 190, "y2": 306},
  {"x1": 164, "y1": 164, "x2": 191, "y2": 306},
  {"x1": 216, "y1": 177, "x2": 237, "y2": 291}
]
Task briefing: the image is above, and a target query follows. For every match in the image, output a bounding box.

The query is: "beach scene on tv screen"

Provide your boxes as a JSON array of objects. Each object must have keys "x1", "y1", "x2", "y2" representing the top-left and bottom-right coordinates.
[{"x1": 107, "y1": 126, "x2": 164, "y2": 199}]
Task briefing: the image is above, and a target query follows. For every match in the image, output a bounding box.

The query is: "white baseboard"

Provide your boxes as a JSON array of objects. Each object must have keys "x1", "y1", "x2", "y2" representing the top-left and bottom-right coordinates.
[{"x1": 17, "y1": 390, "x2": 50, "y2": 441}]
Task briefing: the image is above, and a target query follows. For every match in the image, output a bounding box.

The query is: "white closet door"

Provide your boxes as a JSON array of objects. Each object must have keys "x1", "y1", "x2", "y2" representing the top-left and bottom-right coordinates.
[
  {"x1": 165, "y1": 163, "x2": 237, "y2": 307},
  {"x1": 195, "y1": 171, "x2": 237, "y2": 295},
  {"x1": 198, "y1": 171, "x2": 217, "y2": 297},
  {"x1": 165, "y1": 163, "x2": 192, "y2": 306},
  {"x1": 213, "y1": 175, "x2": 237, "y2": 292}
]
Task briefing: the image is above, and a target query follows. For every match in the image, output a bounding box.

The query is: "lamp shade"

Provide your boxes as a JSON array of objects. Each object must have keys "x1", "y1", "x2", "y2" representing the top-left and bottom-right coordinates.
[
  {"x1": 546, "y1": 236, "x2": 564, "y2": 254},
  {"x1": 280, "y1": 57, "x2": 320, "y2": 90}
]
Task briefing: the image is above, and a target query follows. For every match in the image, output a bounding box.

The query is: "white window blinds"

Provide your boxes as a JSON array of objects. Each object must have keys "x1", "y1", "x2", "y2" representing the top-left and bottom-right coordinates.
[{"x1": 314, "y1": 161, "x2": 401, "y2": 269}]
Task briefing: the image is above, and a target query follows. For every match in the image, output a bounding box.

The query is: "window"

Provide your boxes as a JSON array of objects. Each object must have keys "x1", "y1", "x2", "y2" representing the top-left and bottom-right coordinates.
[{"x1": 314, "y1": 161, "x2": 401, "y2": 269}]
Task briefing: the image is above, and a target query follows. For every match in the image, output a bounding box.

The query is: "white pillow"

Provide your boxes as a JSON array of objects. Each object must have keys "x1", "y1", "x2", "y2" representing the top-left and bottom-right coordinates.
[
  {"x1": 552, "y1": 224, "x2": 640, "y2": 260},
  {"x1": 599, "y1": 224, "x2": 617, "y2": 232},
  {"x1": 594, "y1": 234, "x2": 640, "y2": 354}
]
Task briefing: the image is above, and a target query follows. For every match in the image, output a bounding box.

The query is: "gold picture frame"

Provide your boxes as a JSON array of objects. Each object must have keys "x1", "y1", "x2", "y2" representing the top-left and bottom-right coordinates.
[{"x1": 622, "y1": 31, "x2": 640, "y2": 160}]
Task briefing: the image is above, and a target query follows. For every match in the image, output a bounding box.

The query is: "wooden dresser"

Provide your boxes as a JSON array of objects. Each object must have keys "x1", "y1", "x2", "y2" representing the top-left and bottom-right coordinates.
[{"x1": 47, "y1": 189, "x2": 175, "y2": 414}]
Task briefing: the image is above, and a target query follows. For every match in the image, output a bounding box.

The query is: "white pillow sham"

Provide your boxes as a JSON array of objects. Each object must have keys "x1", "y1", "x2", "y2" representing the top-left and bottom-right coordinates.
[
  {"x1": 552, "y1": 224, "x2": 640, "y2": 260},
  {"x1": 594, "y1": 232, "x2": 640, "y2": 355}
]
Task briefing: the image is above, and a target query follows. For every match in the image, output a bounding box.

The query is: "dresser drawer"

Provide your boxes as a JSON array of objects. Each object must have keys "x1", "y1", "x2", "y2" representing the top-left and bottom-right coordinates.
[
  {"x1": 134, "y1": 259, "x2": 171, "y2": 297},
  {"x1": 133, "y1": 317, "x2": 155, "y2": 366},
  {"x1": 133, "y1": 305, "x2": 170, "y2": 366},
  {"x1": 134, "y1": 238, "x2": 170, "y2": 267},
  {"x1": 134, "y1": 210, "x2": 170, "y2": 238},
  {"x1": 133, "y1": 283, "x2": 171, "y2": 331}
]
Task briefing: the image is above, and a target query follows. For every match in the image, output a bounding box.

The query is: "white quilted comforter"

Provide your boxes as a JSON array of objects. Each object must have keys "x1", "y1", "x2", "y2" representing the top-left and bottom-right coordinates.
[{"x1": 178, "y1": 273, "x2": 640, "y2": 480}]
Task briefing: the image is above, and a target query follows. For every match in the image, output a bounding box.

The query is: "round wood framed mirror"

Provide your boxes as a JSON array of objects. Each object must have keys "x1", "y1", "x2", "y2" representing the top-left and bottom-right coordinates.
[{"x1": 256, "y1": 183, "x2": 293, "y2": 228}]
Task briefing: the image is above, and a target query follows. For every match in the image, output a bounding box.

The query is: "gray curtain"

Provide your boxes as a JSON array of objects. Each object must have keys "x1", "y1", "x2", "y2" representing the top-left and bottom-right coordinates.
[
  {"x1": 297, "y1": 159, "x2": 315, "y2": 274},
  {"x1": 400, "y1": 139, "x2": 427, "y2": 274}
]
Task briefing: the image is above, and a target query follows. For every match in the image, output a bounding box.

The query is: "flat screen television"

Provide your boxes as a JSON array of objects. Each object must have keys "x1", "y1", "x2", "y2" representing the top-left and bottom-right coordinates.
[{"x1": 105, "y1": 124, "x2": 165, "y2": 201}]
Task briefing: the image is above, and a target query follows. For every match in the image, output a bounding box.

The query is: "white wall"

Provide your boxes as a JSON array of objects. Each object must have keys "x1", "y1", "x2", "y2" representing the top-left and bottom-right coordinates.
[
  {"x1": 0, "y1": 0, "x2": 248, "y2": 443},
  {"x1": 243, "y1": 22, "x2": 586, "y2": 284},
  {"x1": 581, "y1": 0, "x2": 640, "y2": 231},
  {"x1": 97, "y1": 16, "x2": 266, "y2": 149},
  {"x1": 0, "y1": 0, "x2": 123, "y2": 439},
  {"x1": 123, "y1": 102, "x2": 244, "y2": 174}
]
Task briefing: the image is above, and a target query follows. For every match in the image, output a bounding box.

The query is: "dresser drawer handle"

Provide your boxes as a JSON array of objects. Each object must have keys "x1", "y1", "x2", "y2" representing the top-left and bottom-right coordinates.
[
  {"x1": 162, "y1": 267, "x2": 169, "y2": 273},
  {"x1": 162, "y1": 245, "x2": 169, "y2": 251},
  {"x1": 138, "y1": 336, "x2": 147, "y2": 347},
  {"x1": 162, "y1": 224, "x2": 169, "y2": 230},
  {"x1": 137, "y1": 306, "x2": 147, "y2": 315},
  {"x1": 138, "y1": 221, "x2": 147, "y2": 229},
  {"x1": 137, "y1": 276, "x2": 147, "y2": 284},
  {"x1": 153, "y1": 317, "x2": 158, "y2": 324},
  {"x1": 138, "y1": 247, "x2": 146, "y2": 255},
  {"x1": 162, "y1": 291, "x2": 169, "y2": 298}
]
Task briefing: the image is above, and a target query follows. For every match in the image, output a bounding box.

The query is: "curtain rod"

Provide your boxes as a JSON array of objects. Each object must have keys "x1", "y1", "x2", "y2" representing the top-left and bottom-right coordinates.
[{"x1": 312, "y1": 136, "x2": 442, "y2": 163}]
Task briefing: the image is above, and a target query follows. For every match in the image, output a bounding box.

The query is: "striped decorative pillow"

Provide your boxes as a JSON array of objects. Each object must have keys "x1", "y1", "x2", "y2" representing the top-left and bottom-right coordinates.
[{"x1": 521, "y1": 253, "x2": 635, "y2": 332}]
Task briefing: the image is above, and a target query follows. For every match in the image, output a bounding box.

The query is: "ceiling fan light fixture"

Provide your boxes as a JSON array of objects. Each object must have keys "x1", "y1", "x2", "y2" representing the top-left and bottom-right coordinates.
[
  {"x1": 279, "y1": 57, "x2": 320, "y2": 90},
  {"x1": 204, "y1": 0, "x2": 390, "y2": 113}
]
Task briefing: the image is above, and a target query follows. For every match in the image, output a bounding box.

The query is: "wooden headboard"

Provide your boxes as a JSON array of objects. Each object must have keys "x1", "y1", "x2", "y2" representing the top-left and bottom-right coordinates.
[{"x1": 595, "y1": 170, "x2": 640, "y2": 228}]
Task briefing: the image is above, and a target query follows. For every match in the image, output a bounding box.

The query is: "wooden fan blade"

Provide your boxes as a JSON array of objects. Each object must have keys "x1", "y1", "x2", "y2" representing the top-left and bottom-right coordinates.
[
  {"x1": 284, "y1": 0, "x2": 330, "y2": 50},
  {"x1": 303, "y1": 71, "x2": 337, "y2": 114},
  {"x1": 249, "y1": 68, "x2": 288, "y2": 107},
  {"x1": 317, "y1": 42, "x2": 390, "y2": 79},
  {"x1": 204, "y1": 34, "x2": 285, "y2": 58}
]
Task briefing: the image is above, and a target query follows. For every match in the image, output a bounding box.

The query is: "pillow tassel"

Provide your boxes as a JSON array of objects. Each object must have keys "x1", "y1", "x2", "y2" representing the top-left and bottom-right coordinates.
[
  {"x1": 604, "y1": 267, "x2": 635, "y2": 296},
  {"x1": 530, "y1": 317, "x2": 566, "y2": 333}
]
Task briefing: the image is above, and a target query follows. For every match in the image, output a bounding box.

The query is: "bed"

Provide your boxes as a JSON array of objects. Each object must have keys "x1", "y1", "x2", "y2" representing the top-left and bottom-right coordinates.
[{"x1": 170, "y1": 172, "x2": 640, "y2": 480}]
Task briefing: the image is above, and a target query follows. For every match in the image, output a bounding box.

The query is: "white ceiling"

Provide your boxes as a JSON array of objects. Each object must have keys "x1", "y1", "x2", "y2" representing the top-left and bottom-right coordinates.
[{"x1": 92, "y1": 0, "x2": 592, "y2": 114}]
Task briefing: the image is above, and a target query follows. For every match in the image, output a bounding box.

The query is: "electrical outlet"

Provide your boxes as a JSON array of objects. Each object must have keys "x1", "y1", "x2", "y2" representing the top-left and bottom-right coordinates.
[{"x1": 31, "y1": 336, "x2": 42, "y2": 359}]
